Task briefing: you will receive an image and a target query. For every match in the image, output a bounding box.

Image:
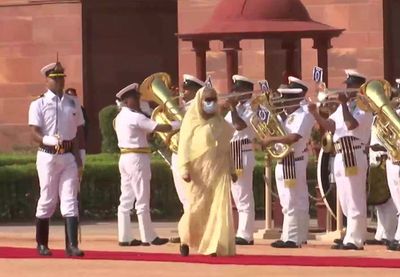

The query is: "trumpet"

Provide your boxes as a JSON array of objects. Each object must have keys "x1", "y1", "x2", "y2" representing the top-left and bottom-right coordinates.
[
  {"x1": 217, "y1": 89, "x2": 265, "y2": 99},
  {"x1": 268, "y1": 86, "x2": 361, "y2": 110}
]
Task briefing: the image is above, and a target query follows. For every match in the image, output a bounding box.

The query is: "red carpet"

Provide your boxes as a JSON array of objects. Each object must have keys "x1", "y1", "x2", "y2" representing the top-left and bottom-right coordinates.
[{"x1": 1, "y1": 247, "x2": 400, "y2": 268}]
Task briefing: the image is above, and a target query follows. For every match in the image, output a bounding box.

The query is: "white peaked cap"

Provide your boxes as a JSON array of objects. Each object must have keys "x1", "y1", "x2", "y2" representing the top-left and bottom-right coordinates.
[
  {"x1": 40, "y1": 63, "x2": 56, "y2": 76},
  {"x1": 344, "y1": 69, "x2": 366, "y2": 80},
  {"x1": 288, "y1": 76, "x2": 309, "y2": 89},
  {"x1": 183, "y1": 74, "x2": 205, "y2": 87},
  {"x1": 277, "y1": 88, "x2": 303, "y2": 94},
  {"x1": 396, "y1": 79, "x2": 400, "y2": 84},
  {"x1": 232, "y1": 74, "x2": 255, "y2": 85},
  {"x1": 116, "y1": 83, "x2": 139, "y2": 99}
]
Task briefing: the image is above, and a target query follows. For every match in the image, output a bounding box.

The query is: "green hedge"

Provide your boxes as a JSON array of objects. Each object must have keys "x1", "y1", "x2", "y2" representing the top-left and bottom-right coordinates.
[
  {"x1": 99, "y1": 105, "x2": 119, "y2": 153},
  {"x1": 0, "y1": 153, "x2": 383, "y2": 222}
]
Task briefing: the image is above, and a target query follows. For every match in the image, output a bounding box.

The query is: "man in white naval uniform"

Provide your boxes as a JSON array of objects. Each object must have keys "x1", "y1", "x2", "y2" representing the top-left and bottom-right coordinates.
[
  {"x1": 169, "y1": 74, "x2": 205, "y2": 244},
  {"x1": 225, "y1": 75, "x2": 256, "y2": 245},
  {"x1": 115, "y1": 83, "x2": 179, "y2": 247},
  {"x1": 29, "y1": 61, "x2": 85, "y2": 256},
  {"x1": 366, "y1": 118, "x2": 397, "y2": 246},
  {"x1": 369, "y1": 78, "x2": 400, "y2": 251},
  {"x1": 310, "y1": 70, "x2": 373, "y2": 250},
  {"x1": 172, "y1": 74, "x2": 205, "y2": 211},
  {"x1": 260, "y1": 77, "x2": 315, "y2": 248}
]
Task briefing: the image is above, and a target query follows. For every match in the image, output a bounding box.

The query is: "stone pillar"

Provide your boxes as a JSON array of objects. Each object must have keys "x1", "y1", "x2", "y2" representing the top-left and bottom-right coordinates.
[
  {"x1": 192, "y1": 40, "x2": 210, "y2": 81},
  {"x1": 279, "y1": 39, "x2": 302, "y2": 82},
  {"x1": 222, "y1": 39, "x2": 241, "y2": 91},
  {"x1": 264, "y1": 39, "x2": 286, "y2": 89},
  {"x1": 313, "y1": 37, "x2": 332, "y2": 86},
  {"x1": 312, "y1": 37, "x2": 333, "y2": 233}
]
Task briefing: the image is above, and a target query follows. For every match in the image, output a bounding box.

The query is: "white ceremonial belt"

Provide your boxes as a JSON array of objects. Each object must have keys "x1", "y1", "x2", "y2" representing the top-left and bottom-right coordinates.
[
  {"x1": 334, "y1": 136, "x2": 363, "y2": 154},
  {"x1": 277, "y1": 155, "x2": 304, "y2": 164}
]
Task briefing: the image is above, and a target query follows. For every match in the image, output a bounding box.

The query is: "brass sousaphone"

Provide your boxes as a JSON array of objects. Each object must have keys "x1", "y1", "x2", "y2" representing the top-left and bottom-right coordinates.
[{"x1": 140, "y1": 73, "x2": 184, "y2": 164}]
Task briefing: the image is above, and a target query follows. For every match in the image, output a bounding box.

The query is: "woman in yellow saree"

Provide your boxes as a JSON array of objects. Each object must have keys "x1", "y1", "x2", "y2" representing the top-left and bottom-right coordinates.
[{"x1": 178, "y1": 87, "x2": 237, "y2": 257}]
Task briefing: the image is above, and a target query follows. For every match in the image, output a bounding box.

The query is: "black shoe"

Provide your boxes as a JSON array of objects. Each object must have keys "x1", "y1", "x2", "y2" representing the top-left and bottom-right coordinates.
[
  {"x1": 382, "y1": 239, "x2": 390, "y2": 246},
  {"x1": 365, "y1": 239, "x2": 385, "y2": 245},
  {"x1": 36, "y1": 218, "x2": 51, "y2": 256},
  {"x1": 333, "y1": 238, "x2": 343, "y2": 245},
  {"x1": 65, "y1": 217, "x2": 84, "y2": 257},
  {"x1": 342, "y1": 243, "x2": 363, "y2": 250},
  {"x1": 331, "y1": 243, "x2": 343, "y2": 250},
  {"x1": 180, "y1": 244, "x2": 189, "y2": 256},
  {"x1": 169, "y1": 237, "x2": 181, "y2": 244},
  {"x1": 142, "y1": 237, "x2": 169, "y2": 246},
  {"x1": 37, "y1": 244, "x2": 52, "y2": 256},
  {"x1": 66, "y1": 246, "x2": 85, "y2": 257},
  {"x1": 271, "y1": 240, "x2": 285, "y2": 248},
  {"x1": 210, "y1": 253, "x2": 217, "y2": 257},
  {"x1": 119, "y1": 239, "x2": 142, "y2": 246},
  {"x1": 235, "y1": 237, "x2": 254, "y2": 245},
  {"x1": 282, "y1": 241, "x2": 300, "y2": 248},
  {"x1": 271, "y1": 240, "x2": 299, "y2": 248},
  {"x1": 387, "y1": 240, "x2": 400, "y2": 251}
]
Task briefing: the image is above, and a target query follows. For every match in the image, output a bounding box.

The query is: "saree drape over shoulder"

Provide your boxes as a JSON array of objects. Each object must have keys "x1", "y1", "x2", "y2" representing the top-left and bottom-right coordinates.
[{"x1": 178, "y1": 88, "x2": 236, "y2": 256}]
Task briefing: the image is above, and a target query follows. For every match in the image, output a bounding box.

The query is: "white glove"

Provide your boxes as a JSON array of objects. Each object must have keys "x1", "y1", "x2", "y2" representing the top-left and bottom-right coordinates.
[
  {"x1": 42, "y1": 135, "x2": 59, "y2": 146},
  {"x1": 170, "y1": 121, "x2": 181, "y2": 131},
  {"x1": 116, "y1": 99, "x2": 123, "y2": 109},
  {"x1": 80, "y1": 149, "x2": 86, "y2": 167}
]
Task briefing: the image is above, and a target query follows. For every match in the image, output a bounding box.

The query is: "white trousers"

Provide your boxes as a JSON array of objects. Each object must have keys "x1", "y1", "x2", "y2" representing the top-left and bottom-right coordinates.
[
  {"x1": 36, "y1": 151, "x2": 79, "y2": 218},
  {"x1": 231, "y1": 151, "x2": 255, "y2": 242},
  {"x1": 171, "y1": 153, "x2": 188, "y2": 210},
  {"x1": 117, "y1": 153, "x2": 157, "y2": 243},
  {"x1": 275, "y1": 156, "x2": 309, "y2": 245},
  {"x1": 386, "y1": 160, "x2": 400, "y2": 241},
  {"x1": 334, "y1": 149, "x2": 367, "y2": 248},
  {"x1": 375, "y1": 198, "x2": 397, "y2": 241}
]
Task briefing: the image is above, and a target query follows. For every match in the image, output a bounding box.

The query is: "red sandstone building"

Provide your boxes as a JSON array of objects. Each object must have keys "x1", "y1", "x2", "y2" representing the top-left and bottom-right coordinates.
[{"x1": 0, "y1": 0, "x2": 399, "y2": 152}]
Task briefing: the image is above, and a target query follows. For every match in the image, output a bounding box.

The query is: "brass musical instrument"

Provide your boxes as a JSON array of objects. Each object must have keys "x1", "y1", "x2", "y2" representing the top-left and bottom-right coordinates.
[
  {"x1": 360, "y1": 79, "x2": 400, "y2": 161},
  {"x1": 139, "y1": 73, "x2": 183, "y2": 155},
  {"x1": 321, "y1": 131, "x2": 334, "y2": 153},
  {"x1": 218, "y1": 90, "x2": 263, "y2": 99},
  {"x1": 249, "y1": 93, "x2": 292, "y2": 159}
]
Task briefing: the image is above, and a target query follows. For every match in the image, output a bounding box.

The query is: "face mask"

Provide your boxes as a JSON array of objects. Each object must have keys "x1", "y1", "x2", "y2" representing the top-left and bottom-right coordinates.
[{"x1": 202, "y1": 100, "x2": 217, "y2": 114}]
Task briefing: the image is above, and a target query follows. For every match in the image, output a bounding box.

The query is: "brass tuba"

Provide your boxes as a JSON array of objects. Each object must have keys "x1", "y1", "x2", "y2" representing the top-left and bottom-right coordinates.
[
  {"x1": 249, "y1": 93, "x2": 292, "y2": 159},
  {"x1": 360, "y1": 79, "x2": 400, "y2": 161},
  {"x1": 139, "y1": 73, "x2": 183, "y2": 154}
]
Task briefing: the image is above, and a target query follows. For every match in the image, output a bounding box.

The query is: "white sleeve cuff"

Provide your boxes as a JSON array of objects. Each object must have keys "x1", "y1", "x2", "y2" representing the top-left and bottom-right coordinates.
[{"x1": 42, "y1": 135, "x2": 59, "y2": 146}]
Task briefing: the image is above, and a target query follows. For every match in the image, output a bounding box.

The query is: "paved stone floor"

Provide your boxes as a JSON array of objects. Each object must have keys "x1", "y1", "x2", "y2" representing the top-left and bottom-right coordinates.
[{"x1": 1, "y1": 221, "x2": 400, "y2": 277}]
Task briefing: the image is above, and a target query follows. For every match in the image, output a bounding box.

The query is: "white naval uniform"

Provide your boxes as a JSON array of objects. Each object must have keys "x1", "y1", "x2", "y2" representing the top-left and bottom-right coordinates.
[
  {"x1": 275, "y1": 104, "x2": 315, "y2": 245},
  {"x1": 170, "y1": 99, "x2": 193, "y2": 211},
  {"x1": 115, "y1": 107, "x2": 160, "y2": 243},
  {"x1": 376, "y1": 109, "x2": 400, "y2": 243},
  {"x1": 329, "y1": 103, "x2": 373, "y2": 248},
  {"x1": 369, "y1": 119, "x2": 397, "y2": 241},
  {"x1": 28, "y1": 90, "x2": 84, "y2": 218},
  {"x1": 225, "y1": 100, "x2": 256, "y2": 242}
]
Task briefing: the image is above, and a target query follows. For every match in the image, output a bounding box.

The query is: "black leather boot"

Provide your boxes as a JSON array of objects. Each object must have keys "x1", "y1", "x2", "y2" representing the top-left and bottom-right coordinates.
[
  {"x1": 36, "y1": 218, "x2": 52, "y2": 256},
  {"x1": 65, "y1": 217, "x2": 84, "y2": 257},
  {"x1": 64, "y1": 221, "x2": 69, "y2": 249}
]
